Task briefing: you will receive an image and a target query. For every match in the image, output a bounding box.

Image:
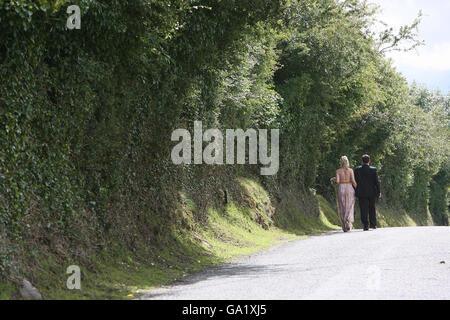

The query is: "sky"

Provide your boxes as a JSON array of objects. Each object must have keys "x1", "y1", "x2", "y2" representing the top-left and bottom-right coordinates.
[{"x1": 370, "y1": 0, "x2": 450, "y2": 94}]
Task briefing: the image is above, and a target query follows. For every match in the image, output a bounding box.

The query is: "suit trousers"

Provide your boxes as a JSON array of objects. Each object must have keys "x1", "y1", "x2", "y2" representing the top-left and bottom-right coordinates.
[{"x1": 358, "y1": 197, "x2": 377, "y2": 229}]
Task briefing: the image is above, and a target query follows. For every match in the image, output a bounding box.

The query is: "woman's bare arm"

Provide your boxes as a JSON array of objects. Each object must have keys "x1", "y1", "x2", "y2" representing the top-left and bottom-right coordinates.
[{"x1": 351, "y1": 169, "x2": 357, "y2": 188}]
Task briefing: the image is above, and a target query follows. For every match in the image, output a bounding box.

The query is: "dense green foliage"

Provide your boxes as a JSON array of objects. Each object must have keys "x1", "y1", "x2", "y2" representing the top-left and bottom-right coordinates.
[{"x1": 0, "y1": 0, "x2": 448, "y2": 287}]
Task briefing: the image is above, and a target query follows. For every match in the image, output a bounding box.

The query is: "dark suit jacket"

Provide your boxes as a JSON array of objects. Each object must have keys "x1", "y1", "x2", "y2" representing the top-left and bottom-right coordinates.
[{"x1": 354, "y1": 164, "x2": 380, "y2": 198}]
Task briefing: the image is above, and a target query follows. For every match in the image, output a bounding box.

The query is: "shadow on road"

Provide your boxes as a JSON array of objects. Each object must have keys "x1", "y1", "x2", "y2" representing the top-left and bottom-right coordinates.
[{"x1": 141, "y1": 262, "x2": 290, "y2": 299}]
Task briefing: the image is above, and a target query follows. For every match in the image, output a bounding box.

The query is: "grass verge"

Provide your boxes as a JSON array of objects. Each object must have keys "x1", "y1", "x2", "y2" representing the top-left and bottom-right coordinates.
[{"x1": 2, "y1": 178, "x2": 421, "y2": 299}]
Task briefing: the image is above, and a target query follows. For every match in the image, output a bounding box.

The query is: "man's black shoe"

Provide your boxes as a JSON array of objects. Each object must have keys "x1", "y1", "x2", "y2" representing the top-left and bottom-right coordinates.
[
  {"x1": 370, "y1": 226, "x2": 377, "y2": 230},
  {"x1": 363, "y1": 227, "x2": 369, "y2": 231}
]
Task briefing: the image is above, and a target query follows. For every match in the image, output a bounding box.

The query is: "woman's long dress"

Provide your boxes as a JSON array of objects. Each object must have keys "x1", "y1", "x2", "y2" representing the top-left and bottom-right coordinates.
[{"x1": 337, "y1": 182, "x2": 355, "y2": 232}]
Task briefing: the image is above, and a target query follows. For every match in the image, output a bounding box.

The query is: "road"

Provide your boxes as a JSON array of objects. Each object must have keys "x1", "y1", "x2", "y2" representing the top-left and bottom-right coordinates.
[{"x1": 140, "y1": 227, "x2": 450, "y2": 300}]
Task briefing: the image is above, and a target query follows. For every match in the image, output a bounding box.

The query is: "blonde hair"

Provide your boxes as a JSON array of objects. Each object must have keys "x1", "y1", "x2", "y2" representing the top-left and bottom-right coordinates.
[{"x1": 340, "y1": 156, "x2": 349, "y2": 169}]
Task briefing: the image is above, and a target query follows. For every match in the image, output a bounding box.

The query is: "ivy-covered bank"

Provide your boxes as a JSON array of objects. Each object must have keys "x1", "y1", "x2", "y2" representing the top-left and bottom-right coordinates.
[
  {"x1": 0, "y1": 0, "x2": 448, "y2": 298},
  {"x1": 1, "y1": 174, "x2": 422, "y2": 300}
]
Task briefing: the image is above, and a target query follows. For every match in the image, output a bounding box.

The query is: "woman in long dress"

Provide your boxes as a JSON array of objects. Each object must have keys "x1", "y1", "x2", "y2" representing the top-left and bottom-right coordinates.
[{"x1": 335, "y1": 156, "x2": 357, "y2": 232}]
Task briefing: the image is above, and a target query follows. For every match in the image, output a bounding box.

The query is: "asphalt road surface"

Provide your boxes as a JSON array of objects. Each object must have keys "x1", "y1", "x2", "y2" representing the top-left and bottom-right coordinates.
[{"x1": 140, "y1": 227, "x2": 450, "y2": 300}]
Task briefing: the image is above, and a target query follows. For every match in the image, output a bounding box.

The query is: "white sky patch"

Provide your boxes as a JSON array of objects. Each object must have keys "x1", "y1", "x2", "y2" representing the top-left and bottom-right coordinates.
[
  {"x1": 370, "y1": 0, "x2": 450, "y2": 92},
  {"x1": 389, "y1": 42, "x2": 450, "y2": 72}
]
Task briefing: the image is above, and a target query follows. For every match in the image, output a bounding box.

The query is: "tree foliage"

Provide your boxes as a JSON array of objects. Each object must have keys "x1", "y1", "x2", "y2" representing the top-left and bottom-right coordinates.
[{"x1": 0, "y1": 0, "x2": 448, "y2": 278}]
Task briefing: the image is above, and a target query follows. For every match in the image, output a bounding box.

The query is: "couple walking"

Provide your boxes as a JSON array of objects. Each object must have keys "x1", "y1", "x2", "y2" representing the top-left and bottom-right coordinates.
[{"x1": 335, "y1": 154, "x2": 381, "y2": 232}]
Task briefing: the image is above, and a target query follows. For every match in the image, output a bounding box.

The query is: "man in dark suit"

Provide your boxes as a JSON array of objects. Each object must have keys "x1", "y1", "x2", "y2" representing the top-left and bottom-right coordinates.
[{"x1": 354, "y1": 154, "x2": 381, "y2": 231}]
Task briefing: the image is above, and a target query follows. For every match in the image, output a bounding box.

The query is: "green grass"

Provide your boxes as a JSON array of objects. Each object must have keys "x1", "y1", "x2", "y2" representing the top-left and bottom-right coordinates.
[
  {"x1": 318, "y1": 193, "x2": 427, "y2": 230},
  {"x1": 46, "y1": 178, "x2": 337, "y2": 299},
  {"x1": 21, "y1": 237, "x2": 221, "y2": 300},
  {"x1": 317, "y1": 195, "x2": 341, "y2": 228},
  {"x1": 0, "y1": 283, "x2": 16, "y2": 299},
  {"x1": 3, "y1": 178, "x2": 422, "y2": 300},
  {"x1": 201, "y1": 204, "x2": 298, "y2": 261}
]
